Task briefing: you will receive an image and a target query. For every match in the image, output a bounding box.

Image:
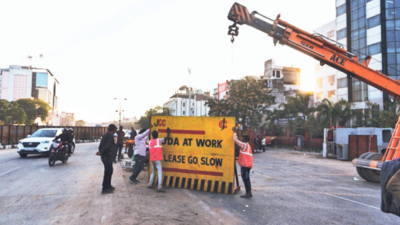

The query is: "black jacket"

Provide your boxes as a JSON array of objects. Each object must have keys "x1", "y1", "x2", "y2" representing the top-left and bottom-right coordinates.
[
  {"x1": 99, "y1": 132, "x2": 116, "y2": 158},
  {"x1": 54, "y1": 133, "x2": 70, "y2": 142},
  {"x1": 68, "y1": 133, "x2": 74, "y2": 143},
  {"x1": 381, "y1": 158, "x2": 400, "y2": 217}
]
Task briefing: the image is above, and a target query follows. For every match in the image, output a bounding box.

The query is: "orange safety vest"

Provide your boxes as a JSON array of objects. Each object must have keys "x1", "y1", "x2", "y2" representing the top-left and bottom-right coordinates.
[
  {"x1": 238, "y1": 143, "x2": 253, "y2": 169},
  {"x1": 149, "y1": 138, "x2": 163, "y2": 161}
]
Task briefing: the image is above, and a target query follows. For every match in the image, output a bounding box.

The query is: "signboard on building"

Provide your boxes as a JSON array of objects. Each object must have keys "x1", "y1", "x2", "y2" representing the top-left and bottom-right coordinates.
[
  {"x1": 217, "y1": 80, "x2": 228, "y2": 100},
  {"x1": 149, "y1": 116, "x2": 235, "y2": 194}
]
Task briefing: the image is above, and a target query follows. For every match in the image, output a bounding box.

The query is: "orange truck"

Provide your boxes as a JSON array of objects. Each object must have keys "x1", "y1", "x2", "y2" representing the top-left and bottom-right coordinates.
[{"x1": 227, "y1": 3, "x2": 400, "y2": 183}]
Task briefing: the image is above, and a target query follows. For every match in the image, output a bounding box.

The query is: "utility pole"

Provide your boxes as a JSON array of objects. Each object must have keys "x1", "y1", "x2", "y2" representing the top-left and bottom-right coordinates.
[{"x1": 188, "y1": 68, "x2": 191, "y2": 116}]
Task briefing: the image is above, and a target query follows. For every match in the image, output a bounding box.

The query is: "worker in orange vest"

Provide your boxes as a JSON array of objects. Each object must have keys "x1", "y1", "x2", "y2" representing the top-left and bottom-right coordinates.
[
  {"x1": 147, "y1": 128, "x2": 170, "y2": 192},
  {"x1": 233, "y1": 127, "x2": 253, "y2": 198}
]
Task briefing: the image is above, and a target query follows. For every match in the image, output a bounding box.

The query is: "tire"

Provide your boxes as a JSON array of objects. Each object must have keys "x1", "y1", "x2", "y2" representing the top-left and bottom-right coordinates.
[
  {"x1": 19, "y1": 153, "x2": 28, "y2": 158},
  {"x1": 362, "y1": 168, "x2": 381, "y2": 183},
  {"x1": 356, "y1": 167, "x2": 368, "y2": 181},
  {"x1": 49, "y1": 153, "x2": 56, "y2": 167},
  {"x1": 62, "y1": 155, "x2": 68, "y2": 163},
  {"x1": 358, "y1": 152, "x2": 372, "y2": 159},
  {"x1": 356, "y1": 153, "x2": 382, "y2": 183}
]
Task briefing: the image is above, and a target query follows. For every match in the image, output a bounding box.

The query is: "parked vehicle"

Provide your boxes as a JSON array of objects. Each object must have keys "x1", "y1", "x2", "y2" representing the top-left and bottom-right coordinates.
[
  {"x1": 17, "y1": 128, "x2": 75, "y2": 158},
  {"x1": 48, "y1": 141, "x2": 69, "y2": 166}
]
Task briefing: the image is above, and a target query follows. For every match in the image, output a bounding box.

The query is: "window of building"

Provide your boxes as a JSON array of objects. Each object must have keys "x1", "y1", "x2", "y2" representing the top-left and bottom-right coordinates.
[
  {"x1": 316, "y1": 92, "x2": 323, "y2": 99},
  {"x1": 328, "y1": 75, "x2": 335, "y2": 85},
  {"x1": 328, "y1": 90, "x2": 336, "y2": 98},
  {"x1": 352, "y1": 79, "x2": 368, "y2": 102},
  {"x1": 183, "y1": 111, "x2": 185, "y2": 115},
  {"x1": 316, "y1": 78, "x2": 323, "y2": 87},
  {"x1": 183, "y1": 103, "x2": 185, "y2": 107},
  {"x1": 368, "y1": 43, "x2": 381, "y2": 55},
  {"x1": 337, "y1": 78, "x2": 348, "y2": 88},
  {"x1": 275, "y1": 70, "x2": 281, "y2": 78},
  {"x1": 337, "y1": 28, "x2": 347, "y2": 40},
  {"x1": 337, "y1": 4, "x2": 346, "y2": 17},
  {"x1": 385, "y1": 1, "x2": 400, "y2": 78},
  {"x1": 36, "y1": 73, "x2": 48, "y2": 88},
  {"x1": 367, "y1": 15, "x2": 380, "y2": 29},
  {"x1": 327, "y1": 30, "x2": 335, "y2": 38}
]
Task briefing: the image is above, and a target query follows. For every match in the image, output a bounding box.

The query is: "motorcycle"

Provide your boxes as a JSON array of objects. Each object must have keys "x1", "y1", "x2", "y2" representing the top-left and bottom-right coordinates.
[{"x1": 48, "y1": 141, "x2": 69, "y2": 166}]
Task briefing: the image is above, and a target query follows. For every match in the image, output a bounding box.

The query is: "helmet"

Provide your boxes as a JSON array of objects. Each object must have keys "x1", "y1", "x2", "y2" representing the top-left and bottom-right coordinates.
[
  {"x1": 62, "y1": 128, "x2": 67, "y2": 132},
  {"x1": 68, "y1": 128, "x2": 73, "y2": 132}
]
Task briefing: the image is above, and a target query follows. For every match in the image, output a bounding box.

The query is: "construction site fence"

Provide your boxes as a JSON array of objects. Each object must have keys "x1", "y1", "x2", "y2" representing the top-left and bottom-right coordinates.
[
  {"x1": 0, "y1": 125, "x2": 107, "y2": 146},
  {"x1": 272, "y1": 137, "x2": 323, "y2": 149}
]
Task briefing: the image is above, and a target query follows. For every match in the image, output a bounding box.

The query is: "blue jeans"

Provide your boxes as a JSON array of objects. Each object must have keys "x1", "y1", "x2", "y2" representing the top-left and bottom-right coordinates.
[{"x1": 148, "y1": 161, "x2": 163, "y2": 189}]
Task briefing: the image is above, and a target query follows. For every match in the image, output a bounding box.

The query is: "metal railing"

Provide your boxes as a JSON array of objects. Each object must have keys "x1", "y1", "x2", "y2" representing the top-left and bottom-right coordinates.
[{"x1": 0, "y1": 125, "x2": 107, "y2": 146}]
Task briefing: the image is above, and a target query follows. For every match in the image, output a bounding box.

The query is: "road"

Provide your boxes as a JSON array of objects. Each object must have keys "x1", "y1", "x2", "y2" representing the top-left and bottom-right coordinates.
[{"x1": 0, "y1": 143, "x2": 399, "y2": 225}]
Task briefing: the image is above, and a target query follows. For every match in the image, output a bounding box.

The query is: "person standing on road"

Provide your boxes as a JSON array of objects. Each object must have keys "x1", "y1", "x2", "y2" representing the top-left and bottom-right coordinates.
[
  {"x1": 261, "y1": 136, "x2": 266, "y2": 152},
  {"x1": 147, "y1": 128, "x2": 170, "y2": 192},
  {"x1": 128, "y1": 128, "x2": 150, "y2": 184},
  {"x1": 96, "y1": 124, "x2": 117, "y2": 194},
  {"x1": 116, "y1": 126, "x2": 125, "y2": 162},
  {"x1": 233, "y1": 127, "x2": 253, "y2": 198},
  {"x1": 254, "y1": 136, "x2": 260, "y2": 153}
]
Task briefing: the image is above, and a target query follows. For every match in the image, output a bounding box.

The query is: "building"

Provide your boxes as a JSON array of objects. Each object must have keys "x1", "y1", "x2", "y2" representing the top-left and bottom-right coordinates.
[
  {"x1": 263, "y1": 59, "x2": 305, "y2": 109},
  {"x1": 163, "y1": 86, "x2": 212, "y2": 116},
  {"x1": 314, "y1": 20, "x2": 346, "y2": 106},
  {"x1": 214, "y1": 59, "x2": 310, "y2": 108},
  {"x1": 59, "y1": 112, "x2": 75, "y2": 126},
  {"x1": 0, "y1": 65, "x2": 59, "y2": 124},
  {"x1": 323, "y1": 0, "x2": 397, "y2": 111}
]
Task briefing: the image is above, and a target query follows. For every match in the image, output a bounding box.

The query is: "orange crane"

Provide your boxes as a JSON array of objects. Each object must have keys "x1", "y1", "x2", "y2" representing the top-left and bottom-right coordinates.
[{"x1": 227, "y1": 2, "x2": 400, "y2": 183}]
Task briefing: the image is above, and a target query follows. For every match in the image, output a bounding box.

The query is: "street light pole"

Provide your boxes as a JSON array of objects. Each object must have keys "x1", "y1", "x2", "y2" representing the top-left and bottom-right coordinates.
[{"x1": 114, "y1": 97, "x2": 127, "y2": 127}]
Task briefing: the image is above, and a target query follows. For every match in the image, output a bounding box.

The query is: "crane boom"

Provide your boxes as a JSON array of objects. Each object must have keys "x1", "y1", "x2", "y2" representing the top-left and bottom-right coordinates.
[{"x1": 227, "y1": 2, "x2": 400, "y2": 100}]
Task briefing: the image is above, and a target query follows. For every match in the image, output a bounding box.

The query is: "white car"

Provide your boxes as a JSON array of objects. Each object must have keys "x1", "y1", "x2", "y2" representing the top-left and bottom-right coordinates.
[{"x1": 17, "y1": 128, "x2": 75, "y2": 158}]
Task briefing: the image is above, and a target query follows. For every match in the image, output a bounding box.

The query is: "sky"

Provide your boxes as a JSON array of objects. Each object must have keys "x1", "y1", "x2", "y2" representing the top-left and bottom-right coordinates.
[{"x1": 0, "y1": 0, "x2": 336, "y2": 123}]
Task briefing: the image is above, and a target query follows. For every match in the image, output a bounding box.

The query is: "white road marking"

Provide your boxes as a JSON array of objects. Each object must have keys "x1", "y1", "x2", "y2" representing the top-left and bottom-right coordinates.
[
  {"x1": 0, "y1": 167, "x2": 20, "y2": 177},
  {"x1": 325, "y1": 193, "x2": 380, "y2": 210}
]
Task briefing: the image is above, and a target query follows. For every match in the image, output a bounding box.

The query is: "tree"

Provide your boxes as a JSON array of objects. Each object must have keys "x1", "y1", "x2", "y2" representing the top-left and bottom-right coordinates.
[
  {"x1": 0, "y1": 100, "x2": 26, "y2": 124},
  {"x1": 316, "y1": 99, "x2": 353, "y2": 128},
  {"x1": 136, "y1": 106, "x2": 171, "y2": 129},
  {"x1": 205, "y1": 99, "x2": 230, "y2": 117},
  {"x1": 227, "y1": 77, "x2": 272, "y2": 130},
  {"x1": 16, "y1": 99, "x2": 51, "y2": 125},
  {"x1": 76, "y1": 120, "x2": 86, "y2": 126}
]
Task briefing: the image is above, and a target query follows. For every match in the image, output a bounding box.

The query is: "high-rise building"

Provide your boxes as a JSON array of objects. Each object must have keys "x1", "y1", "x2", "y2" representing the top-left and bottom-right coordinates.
[
  {"x1": 0, "y1": 65, "x2": 59, "y2": 124},
  {"x1": 332, "y1": 0, "x2": 398, "y2": 110}
]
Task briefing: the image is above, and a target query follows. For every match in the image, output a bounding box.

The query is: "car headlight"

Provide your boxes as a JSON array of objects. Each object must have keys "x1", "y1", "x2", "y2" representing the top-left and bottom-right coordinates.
[{"x1": 40, "y1": 141, "x2": 50, "y2": 144}]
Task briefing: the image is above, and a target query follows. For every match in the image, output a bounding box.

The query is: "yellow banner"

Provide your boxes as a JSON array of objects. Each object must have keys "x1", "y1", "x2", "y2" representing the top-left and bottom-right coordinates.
[{"x1": 149, "y1": 116, "x2": 235, "y2": 194}]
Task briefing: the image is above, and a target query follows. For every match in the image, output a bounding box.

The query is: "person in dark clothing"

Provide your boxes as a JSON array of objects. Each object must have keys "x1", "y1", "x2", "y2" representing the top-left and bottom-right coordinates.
[
  {"x1": 53, "y1": 128, "x2": 71, "y2": 157},
  {"x1": 115, "y1": 126, "x2": 125, "y2": 162},
  {"x1": 130, "y1": 127, "x2": 136, "y2": 140},
  {"x1": 67, "y1": 128, "x2": 74, "y2": 155},
  {"x1": 96, "y1": 124, "x2": 117, "y2": 194}
]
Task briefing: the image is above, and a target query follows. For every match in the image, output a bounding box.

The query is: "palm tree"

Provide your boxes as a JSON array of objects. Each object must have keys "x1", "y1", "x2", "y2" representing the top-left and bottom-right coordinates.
[{"x1": 316, "y1": 98, "x2": 353, "y2": 128}]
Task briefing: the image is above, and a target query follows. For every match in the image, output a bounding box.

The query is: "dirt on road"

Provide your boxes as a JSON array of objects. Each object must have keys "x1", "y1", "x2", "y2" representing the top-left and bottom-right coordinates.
[{"x1": 108, "y1": 161, "x2": 242, "y2": 225}]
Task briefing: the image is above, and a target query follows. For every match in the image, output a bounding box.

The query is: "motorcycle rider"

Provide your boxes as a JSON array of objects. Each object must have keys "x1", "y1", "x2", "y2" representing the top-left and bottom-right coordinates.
[
  {"x1": 67, "y1": 128, "x2": 74, "y2": 155},
  {"x1": 53, "y1": 128, "x2": 72, "y2": 157}
]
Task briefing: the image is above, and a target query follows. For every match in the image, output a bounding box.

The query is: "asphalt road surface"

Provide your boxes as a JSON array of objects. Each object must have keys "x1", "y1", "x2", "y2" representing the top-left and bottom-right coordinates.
[{"x1": 0, "y1": 143, "x2": 399, "y2": 225}]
